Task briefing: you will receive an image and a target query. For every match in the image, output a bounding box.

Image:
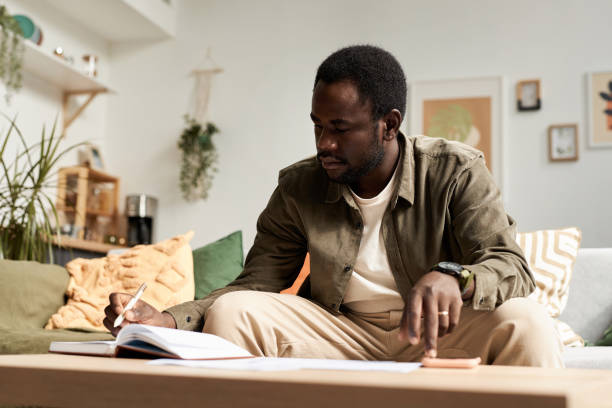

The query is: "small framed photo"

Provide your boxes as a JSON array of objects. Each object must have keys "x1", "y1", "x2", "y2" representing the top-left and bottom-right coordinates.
[
  {"x1": 517, "y1": 79, "x2": 541, "y2": 111},
  {"x1": 548, "y1": 124, "x2": 578, "y2": 162},
  {"x1": 586, "y1": 71, "x2": 612, "y2": 148},
  {"x1": 78, "y1": 144, "x2": 105, "y2": 170}
]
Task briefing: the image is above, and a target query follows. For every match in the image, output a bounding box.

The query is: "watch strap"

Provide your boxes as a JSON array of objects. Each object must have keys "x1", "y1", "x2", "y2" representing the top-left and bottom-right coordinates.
[
  {"x1": 459, "y1": 268, "x2": 475, "y2": 297},
  {"x1": 432, "y1": 262, "x2": 474, "y2": 295}
]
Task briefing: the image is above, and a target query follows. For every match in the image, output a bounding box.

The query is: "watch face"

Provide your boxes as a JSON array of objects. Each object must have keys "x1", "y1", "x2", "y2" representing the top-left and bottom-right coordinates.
[
  {"x1": 438, "y1": 262, "x2": 463, "y2": 274},
  {"x1": 438, "y1": 262, "x2": 463, "y2": 272}
]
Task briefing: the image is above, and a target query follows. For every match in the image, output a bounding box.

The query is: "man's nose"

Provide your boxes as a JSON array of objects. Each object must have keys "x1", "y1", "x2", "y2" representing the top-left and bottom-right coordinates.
[{"x1": 316, "y1": 128, "x2": 337, "y2": 152}]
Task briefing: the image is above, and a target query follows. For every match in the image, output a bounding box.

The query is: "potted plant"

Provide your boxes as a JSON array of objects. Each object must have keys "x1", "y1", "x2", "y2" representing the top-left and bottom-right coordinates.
[
  {"x1": 177, "y1": 115, "x2": 219, "y2": 201},
  {"x1": 0, "y1": 5, "x2": 25, "y2": 102},
  {"x1": 0, "y1": 115, "x2": 80, "y2": 262}
]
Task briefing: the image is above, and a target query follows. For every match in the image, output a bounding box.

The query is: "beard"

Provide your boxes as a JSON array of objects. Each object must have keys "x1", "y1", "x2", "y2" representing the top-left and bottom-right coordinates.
[{"x1": 321, "y1": 131, "x2": 384, "y2": 185}]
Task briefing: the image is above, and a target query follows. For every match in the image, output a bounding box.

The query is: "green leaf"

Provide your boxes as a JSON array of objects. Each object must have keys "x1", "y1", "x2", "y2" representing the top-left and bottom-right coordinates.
[{"x1": 0, "y1": 115, "x2": 81, "y2": 261}]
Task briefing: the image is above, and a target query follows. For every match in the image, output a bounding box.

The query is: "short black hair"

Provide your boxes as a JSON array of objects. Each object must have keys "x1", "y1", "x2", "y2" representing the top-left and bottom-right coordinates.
[{"x1": 314, "y1": 45, "x2": 407, "y2": 121}]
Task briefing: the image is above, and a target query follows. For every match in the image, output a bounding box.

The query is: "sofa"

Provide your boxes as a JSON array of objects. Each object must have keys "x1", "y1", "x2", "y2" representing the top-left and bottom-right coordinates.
[
  {"x1": 0, "y1": 259, "x2": 114, "y2": 355},
  {"x1": 1, "y1": 248, "x2": 611, "y2": 369},
  {"x1": 559, "y1": 248, "x2": 612, "y2": 369}
]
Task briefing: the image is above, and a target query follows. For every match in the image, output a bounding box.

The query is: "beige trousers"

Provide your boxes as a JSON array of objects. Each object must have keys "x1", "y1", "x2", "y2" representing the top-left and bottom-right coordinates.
[{"x1": 203, "y1": 291, "x2": 563, "y2": 367}]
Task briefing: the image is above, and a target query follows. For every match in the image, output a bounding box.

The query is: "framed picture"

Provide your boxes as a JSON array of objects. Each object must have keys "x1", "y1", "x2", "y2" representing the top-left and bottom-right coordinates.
[
  {"x1": 517, "y1": 79, "x2": 541, "y2": 111},
  {"x1": 408, "y1": 76, "x2": 506, "y2": 197},
  {"x1": 78, "y1": 144, "x2": 105, "y2": 170},
  {"x1": 548, "y1": 124, "x2": 578, "y2": 162},
  {"x1": 587, "y1": 71, "x2": 612, "y2": 148}
]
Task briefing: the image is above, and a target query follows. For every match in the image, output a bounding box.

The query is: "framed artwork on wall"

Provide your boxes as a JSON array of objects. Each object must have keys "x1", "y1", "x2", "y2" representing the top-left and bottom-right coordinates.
[
  {"x1": 548, "y1": 124, "x2": 578, "y2": 162},
  {"x1": 408, "y1": 76, "x2": 505, "y2": 196},
  {"x1": 78, "y1": 144, "x2": 105, "y2": 171},
  {"x1": 516, "y1": 79, "x2": 541, "y2": 111},
  {"x1": 587, "y1": 71, "x2": 612, "y2": 148}
]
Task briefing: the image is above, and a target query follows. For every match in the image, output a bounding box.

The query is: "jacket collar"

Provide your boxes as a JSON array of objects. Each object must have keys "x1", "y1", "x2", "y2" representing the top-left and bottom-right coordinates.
[{"x1": 324, "y1": 132, "x2": 415, "y2": 207}]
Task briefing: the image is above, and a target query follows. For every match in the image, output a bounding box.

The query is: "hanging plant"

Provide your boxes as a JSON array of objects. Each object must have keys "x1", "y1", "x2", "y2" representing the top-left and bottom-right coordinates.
[
  {"x1": 177, "y1": 115, "x2": 219, "y2": 201},
  {"x1": 0, "y1": 6, "x2": 25, "y2": 103}
]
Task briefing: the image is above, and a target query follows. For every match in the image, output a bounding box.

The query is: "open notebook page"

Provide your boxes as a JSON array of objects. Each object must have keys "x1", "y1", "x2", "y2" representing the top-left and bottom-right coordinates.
[{"x1": 117, "y1": 324, "x2": 253, "y2": 360}]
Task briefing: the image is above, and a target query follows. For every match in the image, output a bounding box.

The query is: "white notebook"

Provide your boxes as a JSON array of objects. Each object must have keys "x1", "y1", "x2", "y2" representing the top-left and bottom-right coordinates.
[{"x1": 49, "y1": 324, "x2": 253, "y2": 360}]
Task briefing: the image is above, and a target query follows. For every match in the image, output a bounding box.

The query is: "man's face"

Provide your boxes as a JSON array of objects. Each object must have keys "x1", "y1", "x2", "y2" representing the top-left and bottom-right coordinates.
[{"x1": 310, "y1": 80, "x2": 384, "y2": 185}]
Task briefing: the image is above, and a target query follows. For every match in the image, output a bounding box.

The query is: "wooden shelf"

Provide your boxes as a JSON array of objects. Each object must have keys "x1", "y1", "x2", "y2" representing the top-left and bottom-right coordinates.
[
  {"x1": 22, "y1": 41, "x2": 112, "y2": 93},
  {"x1": 58, "y1": 166, "x2": 119, "y2": 183},
  {"x1": 45, "y1": 0, "x2": 176, "y2": 42},
  {"x1": 56, "y1": 166, "x2": 121, "y2": 241},
  {"x1": 52, "y1": 236, "x2": 127, "y2": 254},
  {"x1": 85, "y1": 210, "x2": 114, "y2": 217},
  {"x1": 20, "y1": 39, "x2": 114, "y2": 133},
  {"x1": 56, "y1": 207, "x2": 114, "y2": 217}
]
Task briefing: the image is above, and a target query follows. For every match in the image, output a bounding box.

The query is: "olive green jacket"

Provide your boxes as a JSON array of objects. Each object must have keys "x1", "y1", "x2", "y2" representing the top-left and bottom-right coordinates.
[{"x1": 167, "y1": 134, "x2": 534, "y2": 331}]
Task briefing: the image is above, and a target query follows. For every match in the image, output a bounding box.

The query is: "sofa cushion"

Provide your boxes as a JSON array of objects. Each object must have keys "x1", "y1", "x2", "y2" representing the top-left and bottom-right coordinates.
[
  {"x1": 0, "y1": 327, "x2": 113, "y2": 355},
  {"x1": 517, "y1": 227, "x2": 582, "y2": 318},
  {"x1": 517, "y1": 228, "x2": 585, "y2": 346},
  {"x1": 554, "y1": 319, "x2": 584, "y2": 347},
  {"x1": 559, "y1": 248, "x2": 612, "y2": 344},
  {"x1": 562, "y1": 346, "x2": 612, "y2": 369},
  {"x1": 0, "y1": 260, "x2": 69, "y2": 330},
  {"x1": 193, "y1": 231, "x2": 244, "y2": 300},
  {"x1": 45, "y1": 231, "x2": 195, "y2": 331}
]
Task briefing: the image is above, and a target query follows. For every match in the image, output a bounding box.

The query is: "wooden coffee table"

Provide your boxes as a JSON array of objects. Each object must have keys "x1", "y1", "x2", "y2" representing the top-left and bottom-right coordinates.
[{"x1": 1, "y1": 354, "x2": 611, "y2": 408}]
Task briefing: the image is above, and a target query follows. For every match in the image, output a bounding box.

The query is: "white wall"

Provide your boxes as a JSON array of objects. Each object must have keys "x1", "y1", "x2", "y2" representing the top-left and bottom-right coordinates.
[
  {"x1": 106, "y1": 0, "x2": 612, "y2": 250},
  {"x1": 0, "y1": 0, "x2": 110, "y2": 163}
]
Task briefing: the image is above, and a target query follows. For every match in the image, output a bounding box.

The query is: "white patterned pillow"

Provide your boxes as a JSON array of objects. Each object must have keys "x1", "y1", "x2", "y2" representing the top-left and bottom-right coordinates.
[
  {"x1": 517, "y1": 228, "x2": 584, "y2": 346},
  {"x1": 553, "y1": 319, "x2": 584, "y2": 347},
  {"x1": 517, "y1": 227, "x2": 581, "y2": 317}
]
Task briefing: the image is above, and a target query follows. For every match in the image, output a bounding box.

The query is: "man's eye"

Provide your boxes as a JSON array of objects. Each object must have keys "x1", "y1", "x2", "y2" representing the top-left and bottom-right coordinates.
[
  {"x1": 314, "y1": 124, "x2": 323, "y2": 129},
  {"x1": 335, "y1": 128, "x2": 349, "y2": 133}
]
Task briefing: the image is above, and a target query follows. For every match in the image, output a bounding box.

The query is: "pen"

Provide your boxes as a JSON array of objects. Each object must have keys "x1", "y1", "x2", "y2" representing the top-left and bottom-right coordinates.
[{"x1": 113, "y1": 282, "x2": 147, "y2": 328}]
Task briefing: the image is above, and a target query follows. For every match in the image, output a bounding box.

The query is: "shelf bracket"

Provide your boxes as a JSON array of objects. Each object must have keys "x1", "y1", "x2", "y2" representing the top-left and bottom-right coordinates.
[{"x1": 62, "y1": 90, "x2": 103, "y2": 135}]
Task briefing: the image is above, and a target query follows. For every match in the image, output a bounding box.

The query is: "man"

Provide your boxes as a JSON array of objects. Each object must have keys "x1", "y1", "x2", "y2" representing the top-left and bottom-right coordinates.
[{"x1": 104, "y1": 45, "x2": 562, "y2": 366}]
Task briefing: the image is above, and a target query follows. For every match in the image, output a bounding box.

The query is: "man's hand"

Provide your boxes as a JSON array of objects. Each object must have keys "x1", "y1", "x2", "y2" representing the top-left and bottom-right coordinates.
[
  {"x1": 103, "y1": 292, "x2": 177, "y2": 337},
  {"x1": 398, "y1": 271, "x2": 464, "y2": 358}
]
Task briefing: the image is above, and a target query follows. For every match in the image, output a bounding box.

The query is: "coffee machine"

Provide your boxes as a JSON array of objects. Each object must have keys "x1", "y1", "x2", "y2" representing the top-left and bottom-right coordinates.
[{"x1": 125, "y1": 194, "x2": 158, "y2": 246}]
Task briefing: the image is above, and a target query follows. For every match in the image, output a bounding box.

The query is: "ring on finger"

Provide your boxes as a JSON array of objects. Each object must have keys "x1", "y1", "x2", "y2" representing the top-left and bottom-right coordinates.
[{"x1": 438, "y1": 311, "x2": 449, "y2": 316}]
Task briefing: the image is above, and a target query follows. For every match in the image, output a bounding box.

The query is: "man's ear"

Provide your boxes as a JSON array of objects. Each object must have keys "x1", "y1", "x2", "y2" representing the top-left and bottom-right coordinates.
[{"x1": 383, "y1": 109, "x2": 402, "y2": 141}]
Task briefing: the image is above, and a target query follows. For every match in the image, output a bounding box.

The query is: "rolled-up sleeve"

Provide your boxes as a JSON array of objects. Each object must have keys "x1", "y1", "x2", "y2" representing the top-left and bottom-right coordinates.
[
  {"x1": 166, "y1": 181, "x2": 307, "y2": 331},
  {"x1": 450, "y1": 157, "x2": 535, "y2": 311}
]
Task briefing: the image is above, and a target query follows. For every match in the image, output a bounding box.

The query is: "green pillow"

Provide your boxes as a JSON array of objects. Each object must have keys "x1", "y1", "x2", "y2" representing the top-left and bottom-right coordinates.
[
  {"x1": 193, "y1": 231, "x2": 244, "y2": 300},
  {"x1": 595, "y1": 325, "x2": 612, "y2": 346},
  {"x1": 0, "y1": 260, "x2": 69, "y2": 329}
]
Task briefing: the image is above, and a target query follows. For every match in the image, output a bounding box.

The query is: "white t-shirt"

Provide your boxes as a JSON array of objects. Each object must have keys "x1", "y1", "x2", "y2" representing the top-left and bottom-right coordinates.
[{"x1": 342, "y1": 168, "x2": 404, "y2": 313}]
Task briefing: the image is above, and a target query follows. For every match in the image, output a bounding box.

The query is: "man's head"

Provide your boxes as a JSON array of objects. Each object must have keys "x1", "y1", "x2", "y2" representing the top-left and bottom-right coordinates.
[
  {"x1": 314, "y1": 45, "x2": 407, "y2": 121},
  {"x1": 311, "y1": 45, "x2": 406, "y2": 187}
]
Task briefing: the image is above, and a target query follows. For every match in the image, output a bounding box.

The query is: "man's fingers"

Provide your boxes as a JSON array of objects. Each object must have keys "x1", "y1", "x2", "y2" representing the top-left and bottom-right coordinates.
[
  {"x1": 103, "y1": 304, "x2": 116, "y2": 321},
  {"x1": 447, "y1": 299, "x2": 462, "y2": 334},
  {"x1": 108, "y1": 292, "x2": 133, "y2": 314},
  {"x1": 102, "y1": 317, "x2": 121, "y2": 337},
  {"x1": 108, "y1": 292, "x2": 151, "y2": 322},
  {"x1": 400, "y1": 291, "x2": 423, "y2": 344},
  {"x1": 423, "y1": 292, "x2": 438, "y2": 358},
  {"x1": 437, "y1": 301, "x2": 450, "y2": 338},
  {"x1": 102, "y1": 317, "x2": 112, "y2": 332}
]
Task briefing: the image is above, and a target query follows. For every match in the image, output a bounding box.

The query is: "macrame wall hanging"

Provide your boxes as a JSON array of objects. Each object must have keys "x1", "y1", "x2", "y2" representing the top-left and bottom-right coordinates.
[{"x1": 178, "y1": 48, "x2": 223, "y2": 202}]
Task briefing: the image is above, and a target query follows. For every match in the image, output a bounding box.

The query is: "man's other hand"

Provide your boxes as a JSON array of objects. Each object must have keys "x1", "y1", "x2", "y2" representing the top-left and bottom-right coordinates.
[
  {"x1": 398, "y1": 271, "x2": 463, "y2": 358},
  {"x1": 103, "y1": 292, "x2": 177, "y2": 337}
]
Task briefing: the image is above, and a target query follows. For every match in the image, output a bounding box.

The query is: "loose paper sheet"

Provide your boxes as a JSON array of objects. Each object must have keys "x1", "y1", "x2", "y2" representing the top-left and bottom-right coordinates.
[{"x1": 148, "y1": 357, "x2": 421, "y2": 373}]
